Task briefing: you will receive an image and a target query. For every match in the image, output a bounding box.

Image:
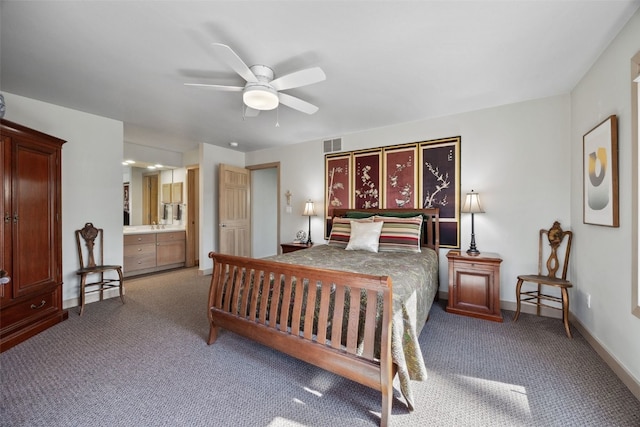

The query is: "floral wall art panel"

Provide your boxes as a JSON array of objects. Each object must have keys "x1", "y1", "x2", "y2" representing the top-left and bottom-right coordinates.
[
  {"x1": 325, "y1": 153, "x2": 352, "y2": 238},
  {"x1": 383, "y1": 144, "x2": 418, "y2": 209},
  {"x1": 353, "y1": 148, "x2": 382, "y2": 209},
  {"x1": 419, "y1": 136, "x2": 461, "y2": 248}
]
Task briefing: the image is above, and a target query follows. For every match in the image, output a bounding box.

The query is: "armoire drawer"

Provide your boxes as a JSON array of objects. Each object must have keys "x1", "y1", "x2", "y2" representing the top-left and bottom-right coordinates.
[{"x1": 1, "y1": 290, "x2": 58, "y2": 332}]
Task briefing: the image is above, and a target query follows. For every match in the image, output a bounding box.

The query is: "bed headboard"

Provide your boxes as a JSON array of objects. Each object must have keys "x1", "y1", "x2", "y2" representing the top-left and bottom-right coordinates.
[{"x1": 330, "y1": 208, "x2": 440, "y2": 253}]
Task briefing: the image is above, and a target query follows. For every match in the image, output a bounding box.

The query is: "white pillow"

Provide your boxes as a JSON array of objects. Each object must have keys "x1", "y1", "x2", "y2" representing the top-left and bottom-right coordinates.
[{"x1": 346, "y1": 220, "x2": 384, "y2": 253}]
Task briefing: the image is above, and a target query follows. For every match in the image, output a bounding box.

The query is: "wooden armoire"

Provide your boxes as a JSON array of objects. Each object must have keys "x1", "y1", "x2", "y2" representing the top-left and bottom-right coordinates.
[{"x1": 1, "y1": 119, "x2": 68, "y2": 352}]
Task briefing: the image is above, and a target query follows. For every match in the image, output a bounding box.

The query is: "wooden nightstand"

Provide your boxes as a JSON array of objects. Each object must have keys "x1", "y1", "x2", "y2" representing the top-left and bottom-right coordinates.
[
  {"x1": 446, "y1": 250, "x2": 503, "y2": 322},
  {"x1": 280, "y1": 242, "x2": 313, "y2": 254}
]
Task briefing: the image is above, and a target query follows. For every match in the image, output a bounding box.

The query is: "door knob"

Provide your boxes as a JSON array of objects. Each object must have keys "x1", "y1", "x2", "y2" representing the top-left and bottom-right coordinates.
[
  {"x1": 0, "y1": 269, "x2": 10, "y2": 285},
  {"x1": 219, "y1": 223, "x2": 227, "y2": 227}
]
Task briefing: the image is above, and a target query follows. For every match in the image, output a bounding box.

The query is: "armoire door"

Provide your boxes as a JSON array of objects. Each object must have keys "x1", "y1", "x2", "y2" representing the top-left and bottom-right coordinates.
[
  {"x1": 11, "y1": 137, "x2": 61, "y2": 298},
  {"x1": 1, "y1": 135, "x2": 11, "y2": 303}
]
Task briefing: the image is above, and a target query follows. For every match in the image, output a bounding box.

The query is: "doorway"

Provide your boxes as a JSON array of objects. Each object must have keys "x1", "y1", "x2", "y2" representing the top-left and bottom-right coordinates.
[
  {"x1": 142, "y1": 173, "x2": 159, "y2": 225},
  {"x1": 186, "y1": 167, "x2": 200, "y2": 267},
  {"x1": 248, "y1": 163, "x2": 280, "y2": 258}
]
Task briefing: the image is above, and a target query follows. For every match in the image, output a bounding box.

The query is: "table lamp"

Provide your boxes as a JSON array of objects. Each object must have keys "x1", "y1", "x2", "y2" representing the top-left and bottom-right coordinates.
[
  {"x1": 461, "y1": 190, "x2": 484, "y2": 255},
  {"x1": 302, "y1": 200, "x2": 316, "y2": 245}
]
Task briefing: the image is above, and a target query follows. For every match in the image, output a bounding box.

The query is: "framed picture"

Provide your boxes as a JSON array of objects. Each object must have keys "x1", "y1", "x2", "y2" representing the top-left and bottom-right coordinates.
[
  {"x1": 382, "y1": 144, "x2": 418, "y2": 209},
  {"x1": 353, "y1": 148, "x2": 382, "y2": 209},
  {"x1": 325, "y1": 153, "x2": 352, "y2": 238},
  {"x1": 583, "y1": 115, "x2": 618, "y2": 227},
  {"x1": 419, "y1": 136, "x2": 461, "y2": 248}
]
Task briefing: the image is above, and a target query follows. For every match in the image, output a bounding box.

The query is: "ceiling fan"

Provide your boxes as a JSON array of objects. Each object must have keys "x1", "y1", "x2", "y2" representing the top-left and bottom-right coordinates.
[{"x1": 185, "y1": 43, "x2": 326, "y2": 116}]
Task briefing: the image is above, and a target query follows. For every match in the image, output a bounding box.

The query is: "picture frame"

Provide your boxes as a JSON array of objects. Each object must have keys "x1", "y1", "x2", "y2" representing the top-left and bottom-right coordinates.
[
  {"x1": 325, "y1": 152, "x2": 352, "y2": 238},
  {"x1": 419, "y1": 136, "x2": 461, "y2": 248},
  {"x1": 353, "y1": 148, "x2": 382, "y2": 210},
  {"x1": 382, "y1": 144, "x2": 418, "y2": 209},
  {"x1": 583, "y1": 115, "x2": 619, "y2": 227},
  {"x1": 123, "y1": 182, "x2": 130, "y2": 213}
]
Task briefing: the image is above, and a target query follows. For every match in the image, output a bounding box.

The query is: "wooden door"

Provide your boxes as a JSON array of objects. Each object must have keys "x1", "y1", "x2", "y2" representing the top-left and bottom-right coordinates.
[
  {"x1": 142, "y1": 173, "x2": 159, "y2": 225},
  {"x1": 218, "y1": 164, "x2": 250, "y2": 256},
  {"x1": 186, "y1": 167, "x2": 199, "y2": 267},
  {"x1": 0, "y1": 135, "x2": 10, "y2": 301}
]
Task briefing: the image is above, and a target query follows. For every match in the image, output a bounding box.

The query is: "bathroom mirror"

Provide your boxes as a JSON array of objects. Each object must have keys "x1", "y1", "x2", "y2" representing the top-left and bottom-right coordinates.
[{"x1": 123, "y1": 164, "x2": 186, "y2": 226}]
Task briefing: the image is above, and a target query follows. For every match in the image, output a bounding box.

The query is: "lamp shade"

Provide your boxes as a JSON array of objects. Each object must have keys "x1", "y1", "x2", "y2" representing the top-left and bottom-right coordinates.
[
  {"x1": 302, "y1": 200, "x2": 316, "y2": 216},
  {"x1": 243, "y1": 85, "x2": 279, "y2": 110},
  {"x1": 461, "y1": 191, "x2": 485, "y2": 214}
]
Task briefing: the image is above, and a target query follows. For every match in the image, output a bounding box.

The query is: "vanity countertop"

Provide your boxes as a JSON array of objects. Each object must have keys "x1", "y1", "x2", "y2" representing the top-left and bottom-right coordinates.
[{"x1": 123, "y1": 226, "x2": 186, "y2": 235}]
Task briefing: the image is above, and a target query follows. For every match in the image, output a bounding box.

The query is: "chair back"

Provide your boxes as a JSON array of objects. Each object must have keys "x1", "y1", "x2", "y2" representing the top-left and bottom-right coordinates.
[
  {"x1": 75, "y1": 222, "x2": 105, "y2": 269},
  {"x1": 537, "y1": 221, "x2": 572, "y2": 280}
]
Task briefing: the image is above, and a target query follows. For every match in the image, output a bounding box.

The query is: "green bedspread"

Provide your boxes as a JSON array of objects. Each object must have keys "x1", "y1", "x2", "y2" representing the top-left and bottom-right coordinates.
[{"x1": 265, "y1": 244, "x2": 439, "y2": 410}]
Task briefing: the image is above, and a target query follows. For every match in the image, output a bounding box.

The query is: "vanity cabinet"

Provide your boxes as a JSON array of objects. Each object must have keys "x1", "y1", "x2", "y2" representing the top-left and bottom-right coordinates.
[
  {"x1": 123, "y1": 231, "x2": 185, "y2": 277},
  {"x1": 156, "y1": 231, "x2": 186, "y2": 267},
  {"x1": 1, "y1": 119, "x2": 68, "y2": 352},
  {"x1": 124, "y1": 234, "x2": 156, "y2": 272}
]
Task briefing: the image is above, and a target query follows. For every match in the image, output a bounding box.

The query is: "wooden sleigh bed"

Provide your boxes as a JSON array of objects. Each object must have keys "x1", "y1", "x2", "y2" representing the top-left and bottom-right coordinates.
[{"x1": 207, "y1": 208, "x2": 440, "y2": 426}]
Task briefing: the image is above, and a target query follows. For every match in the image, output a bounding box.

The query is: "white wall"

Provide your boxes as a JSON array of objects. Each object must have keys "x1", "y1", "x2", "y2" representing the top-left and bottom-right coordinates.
[
  {"x1": 4, "y1": 93, "x2": 124, "y2": 308},
  {"x1": 123, "y1": 141, "x2": 182, "y2": 168},
  {"x1": 198, "y1": 143, "x2": 245, "y2": 274},
  {"x1": 570, "y1": 10, "x2": 640, "y2": 388},
  {"x1": 247, "y1": 94, "x2": 572, "y2": 297}
]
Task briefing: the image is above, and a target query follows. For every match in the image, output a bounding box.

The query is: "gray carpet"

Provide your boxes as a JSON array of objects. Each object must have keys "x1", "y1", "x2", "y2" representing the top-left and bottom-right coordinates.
[{"x1": 1, "y1": 267, "x2": 639, "y2": 426}]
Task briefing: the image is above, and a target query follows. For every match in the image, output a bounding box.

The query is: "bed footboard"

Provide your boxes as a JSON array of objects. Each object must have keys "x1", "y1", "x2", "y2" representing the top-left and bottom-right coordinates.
[{"x1": 207, "y1": 251, "x2": 394, "y2": 426}]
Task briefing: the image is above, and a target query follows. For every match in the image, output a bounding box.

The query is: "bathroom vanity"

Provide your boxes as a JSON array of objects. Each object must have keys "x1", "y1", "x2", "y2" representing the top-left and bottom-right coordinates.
[{"x1": 123, "y1": 227, "x2": 186, "y2": 277}]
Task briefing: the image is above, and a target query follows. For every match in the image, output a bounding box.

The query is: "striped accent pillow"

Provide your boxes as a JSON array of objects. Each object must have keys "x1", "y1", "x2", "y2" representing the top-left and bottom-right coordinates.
[
  {"x1": 328, "y1": 216, "x2": 373, "y2": 248},
  {"x1": 374, "y1": 215, "x2": 423, "y2": 253}
]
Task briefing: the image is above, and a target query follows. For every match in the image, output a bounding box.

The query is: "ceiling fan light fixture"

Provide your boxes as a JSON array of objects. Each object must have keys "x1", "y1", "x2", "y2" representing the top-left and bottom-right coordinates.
[{"x1": 243, "y1": 85, "x2": 279, "y2": 111}]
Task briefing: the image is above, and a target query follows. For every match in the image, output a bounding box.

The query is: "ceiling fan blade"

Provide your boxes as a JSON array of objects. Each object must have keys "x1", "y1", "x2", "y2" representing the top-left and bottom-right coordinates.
[
  {"x1": 270, "y1": 67, "x2": 326, "y2": 91},
  {"x1": 184, "y1": 83, "x2": 243, "y2": 92},
  {"x1": 244, "y1": 106, "x2": 260, "y2": 117},
  {"x1": 278, "y1": 92, "x2": 319, "y2": 115},
  {"x1": 211, "y1": 43, "x2": 258, "y2": 83}
]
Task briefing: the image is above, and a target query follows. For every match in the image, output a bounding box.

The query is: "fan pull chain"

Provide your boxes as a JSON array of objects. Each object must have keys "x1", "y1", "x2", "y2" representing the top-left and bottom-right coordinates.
[{"x1": 275, "y1": 106, "x2": 280, "y2": 127}]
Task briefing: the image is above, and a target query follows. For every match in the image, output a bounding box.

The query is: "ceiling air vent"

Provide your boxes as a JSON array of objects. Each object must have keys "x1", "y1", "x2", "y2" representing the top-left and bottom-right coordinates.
[{"x1": 323, "y1": 138, "x2": 342, "y2": 153}]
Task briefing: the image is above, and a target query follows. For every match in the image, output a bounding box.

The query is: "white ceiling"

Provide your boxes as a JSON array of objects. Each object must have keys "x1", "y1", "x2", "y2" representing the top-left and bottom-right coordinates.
[{"x1": 1, "y1": 1, "x2": 638, "y2": 153}]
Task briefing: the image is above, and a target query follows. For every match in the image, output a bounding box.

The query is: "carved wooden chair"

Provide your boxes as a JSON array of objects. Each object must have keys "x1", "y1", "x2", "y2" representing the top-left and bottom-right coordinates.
[
  {"x1": 75, "y1": 222, "x2": 124, "y2": 315},
  {"x1": 513, "y1": 221, "x2": 573, "y2": 338}
]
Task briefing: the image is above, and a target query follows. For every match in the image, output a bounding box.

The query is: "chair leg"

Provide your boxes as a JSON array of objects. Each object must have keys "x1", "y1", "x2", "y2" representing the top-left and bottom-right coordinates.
[
  {"x1": 79, "y1": 275, "x2": 87, "y2": 316},
  {"x1": 561, "y1": 287, "x2": 572, "y2": 338},
  {"x1": 117, "y1": 268, "x2": 125, "y2": 305},
  {"x1": 513, "y1": 279, "x2": 524, "y2": 321}
]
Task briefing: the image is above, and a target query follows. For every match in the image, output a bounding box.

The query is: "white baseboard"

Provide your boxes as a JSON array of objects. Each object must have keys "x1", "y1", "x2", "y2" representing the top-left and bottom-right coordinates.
[
  {"x1": 63, "y1": 287, "x2": 123, "y2": 311},
  {"x1": 569, "y1": 315, "x2": 640, "y2": 402},
  {"x1": 437, "y1": 290, "x2": 640, "y2": 401}
]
